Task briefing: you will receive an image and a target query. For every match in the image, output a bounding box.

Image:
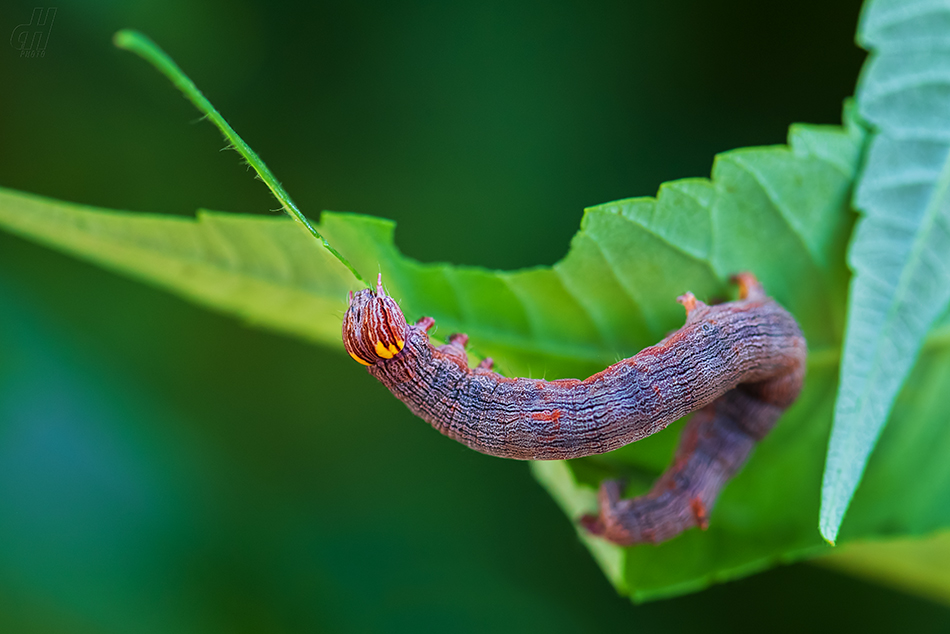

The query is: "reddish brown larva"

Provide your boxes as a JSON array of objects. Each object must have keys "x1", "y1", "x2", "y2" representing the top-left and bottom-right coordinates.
[{"x1": 342, "y1": 273, "x2": 806, "y2": 545}]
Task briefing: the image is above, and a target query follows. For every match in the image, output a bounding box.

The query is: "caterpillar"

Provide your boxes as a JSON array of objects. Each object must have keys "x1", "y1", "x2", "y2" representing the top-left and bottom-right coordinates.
[{"x1": 342, "y1": 273, "x2": 806, "y2": 545}]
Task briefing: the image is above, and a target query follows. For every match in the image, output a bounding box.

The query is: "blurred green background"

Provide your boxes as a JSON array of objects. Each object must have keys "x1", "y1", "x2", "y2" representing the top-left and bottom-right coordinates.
[{"x1": 3, "y1": 0, "x2": 949, "y2": 632}]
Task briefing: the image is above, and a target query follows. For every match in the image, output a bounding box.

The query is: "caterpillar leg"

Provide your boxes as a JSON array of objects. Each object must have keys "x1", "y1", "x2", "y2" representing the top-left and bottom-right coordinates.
[
  {"x1": 477, "y1": 357, "x2": 494, "y2": 370},
  {"x1": 435, "y1": 332, "x2": 470, "y2": 367},
  {"x1": 676, "y1": 291, "x2": 705, "y2": 314},
  {"x1": 448, "y1": 333, "x2": 469, "y2": 347},
  {"x1": 579, "y1": 388, "x2": 783, "y2": 545},
  {"x1": 732, "y1": 271, "x2": 765, "y2": 301},
  {"x1": 415, "y1": 316, "x2": 435, "y2": 332}
]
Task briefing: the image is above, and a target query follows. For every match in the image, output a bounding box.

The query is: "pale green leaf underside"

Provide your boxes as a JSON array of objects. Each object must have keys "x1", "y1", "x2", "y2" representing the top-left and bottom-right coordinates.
[{"x1": 820, "y1": 0, "x2": 950, "y2": 544}]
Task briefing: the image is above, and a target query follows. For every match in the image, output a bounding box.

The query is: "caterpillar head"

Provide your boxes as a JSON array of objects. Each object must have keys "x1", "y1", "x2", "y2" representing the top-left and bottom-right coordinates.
[{"x1": 342, "y1": 274, "x2": 409, "y2": 366}]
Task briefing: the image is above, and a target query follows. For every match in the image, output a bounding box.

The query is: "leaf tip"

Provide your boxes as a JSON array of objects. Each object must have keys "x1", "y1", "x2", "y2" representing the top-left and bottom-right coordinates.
[{"x1": 819, "y1": 508, "x2": 841, "y2": 547}]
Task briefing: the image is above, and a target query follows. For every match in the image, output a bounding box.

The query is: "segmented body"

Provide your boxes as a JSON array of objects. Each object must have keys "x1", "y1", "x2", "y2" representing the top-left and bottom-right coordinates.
[{"x1": 342, "y1": 273, "x2": 805, "y2": 545}]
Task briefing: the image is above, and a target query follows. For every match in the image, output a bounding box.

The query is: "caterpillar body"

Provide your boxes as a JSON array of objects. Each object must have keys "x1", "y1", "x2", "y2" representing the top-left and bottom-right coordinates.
[{"x1": 342, "y1": 273, "x2": 805, "y2": 545}]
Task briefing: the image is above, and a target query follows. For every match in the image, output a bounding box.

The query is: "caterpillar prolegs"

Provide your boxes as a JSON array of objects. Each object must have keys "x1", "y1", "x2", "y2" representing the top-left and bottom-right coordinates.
[{"x1": 342, "y1": 273, "x2": 806, "y2": 546}]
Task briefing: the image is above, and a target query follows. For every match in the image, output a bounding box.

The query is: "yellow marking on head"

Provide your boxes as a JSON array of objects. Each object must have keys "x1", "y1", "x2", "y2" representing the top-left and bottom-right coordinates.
[
  {"x1": 348, "y1": 351, "x2": 373, "y2": 366},
  {"x1": 375, "y1": 340, "x2": 395, "y2": 359},
  {"x1": 387, "y1": 343, "x2": 399, "y2": 355},
  {"x1": 396, "y1": 338, "x2": 405, "y2": 351}
]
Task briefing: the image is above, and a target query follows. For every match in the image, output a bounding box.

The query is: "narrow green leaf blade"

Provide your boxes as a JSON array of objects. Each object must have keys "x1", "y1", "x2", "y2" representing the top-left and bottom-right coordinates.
[
  {"x1": 820, "y1": 0, "x2": 950, "y2": 543},
  {"x1": 113, "y1": 29, "x2": 368, "y2": 286}
]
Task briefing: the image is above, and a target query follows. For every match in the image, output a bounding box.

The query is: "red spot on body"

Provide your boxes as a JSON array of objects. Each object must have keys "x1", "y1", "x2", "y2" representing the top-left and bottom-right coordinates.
[
  {"x1": 533, "y1": 409, "x2": 563, "y2": 443},
  {"x1": 690, "y1": 497, "x2": 709, "y2": 530},
  {"x1": 531, "y1": 409, "x2": 562, "y2": 423}
]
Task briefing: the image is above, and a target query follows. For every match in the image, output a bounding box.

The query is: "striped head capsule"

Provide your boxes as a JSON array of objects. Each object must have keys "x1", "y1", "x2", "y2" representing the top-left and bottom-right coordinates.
[{"x1": 342, "y1": 274, "x2": 409, "y2": 366}]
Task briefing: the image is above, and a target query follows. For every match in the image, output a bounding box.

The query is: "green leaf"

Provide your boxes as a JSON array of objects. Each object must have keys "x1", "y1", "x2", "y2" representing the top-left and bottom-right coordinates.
[
  {"x1": 0, "y1": 109, "x2": 869, "y2": 599},
  {"x1": 820, "y1": 0, "x2": 950, "y2": 544}
]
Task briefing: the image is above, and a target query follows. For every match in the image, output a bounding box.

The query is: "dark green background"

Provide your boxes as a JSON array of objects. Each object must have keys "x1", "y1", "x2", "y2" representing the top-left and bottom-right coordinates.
[{"x1": 2, "y1": 0, "x2": 947, "y2": 631}]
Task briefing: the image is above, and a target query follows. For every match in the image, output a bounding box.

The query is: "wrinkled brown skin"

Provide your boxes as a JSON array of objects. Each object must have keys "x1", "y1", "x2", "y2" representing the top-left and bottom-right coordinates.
[{"x1": 342, "y1": 273, "x2": 806, "y2": 546}]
